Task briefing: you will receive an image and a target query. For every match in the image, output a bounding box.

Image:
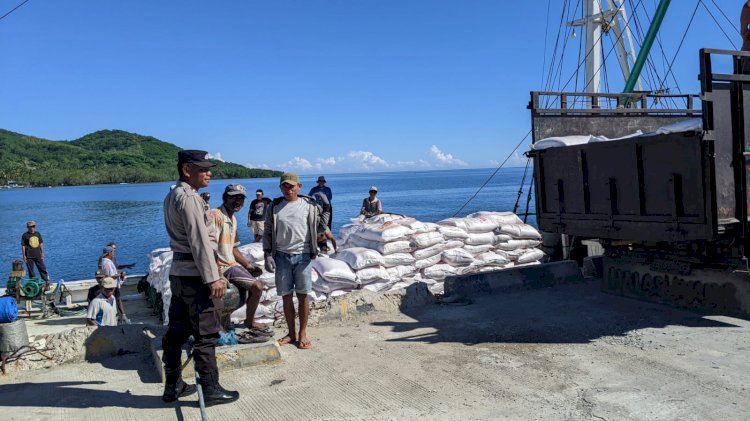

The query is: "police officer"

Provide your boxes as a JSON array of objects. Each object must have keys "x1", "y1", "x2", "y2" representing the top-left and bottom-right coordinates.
[{"x1": 161, "y1": 149, "x2": 239, "y2": 406}]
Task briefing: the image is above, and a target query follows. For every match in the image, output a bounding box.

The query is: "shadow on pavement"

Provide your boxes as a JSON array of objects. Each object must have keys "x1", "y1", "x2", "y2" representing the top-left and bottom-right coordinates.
[
  {"x1": 373, "y1": 280, "x2": 739, "y2": 345},
  {"x1": 0, "y1": 380, "x2": 169, "y2": 409}
]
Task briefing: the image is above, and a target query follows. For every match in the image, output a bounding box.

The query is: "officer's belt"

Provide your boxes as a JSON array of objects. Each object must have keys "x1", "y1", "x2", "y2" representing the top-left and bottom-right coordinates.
[{"x1": 173, "y1": 252, "x2": 194, "y2": 261}]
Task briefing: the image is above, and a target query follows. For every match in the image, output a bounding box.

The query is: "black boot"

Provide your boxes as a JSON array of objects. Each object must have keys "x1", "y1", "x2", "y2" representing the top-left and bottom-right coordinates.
[
  {"x1": 162, "y1": 369, "x2": 197, "y2": 402},
  {"x1": 200, "y1": 371, "x2": 239, "y2": 407}
]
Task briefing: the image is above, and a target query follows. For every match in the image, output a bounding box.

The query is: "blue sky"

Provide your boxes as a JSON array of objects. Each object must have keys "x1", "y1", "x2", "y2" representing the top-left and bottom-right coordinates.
[{"x1": 0, "y1": 0, "x2": 741, "y2": 173}]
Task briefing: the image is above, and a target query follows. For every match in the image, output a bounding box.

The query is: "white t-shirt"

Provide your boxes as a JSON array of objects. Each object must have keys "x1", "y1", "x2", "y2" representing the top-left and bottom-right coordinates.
[
  {"x1": 87, "y1": 294, "x2": 118, "y2": 327},
  {"x1": 275, "y1": 199, "x2": 310, "y2": 254}
]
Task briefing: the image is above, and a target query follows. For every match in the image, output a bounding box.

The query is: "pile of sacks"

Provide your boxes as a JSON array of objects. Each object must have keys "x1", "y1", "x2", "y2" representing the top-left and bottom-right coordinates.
[
  {"x1": 325, "y1": 211, "x2": 545, "y2": 295},
  {"x1": 145, "y1": 211, "x2": 545, "y2": 325}
]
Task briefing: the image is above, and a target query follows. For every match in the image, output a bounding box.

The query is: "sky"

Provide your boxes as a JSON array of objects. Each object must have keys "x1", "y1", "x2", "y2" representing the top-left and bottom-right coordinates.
[{"x1": 0, "y1": 0, "x2": 742, "y2": 174}]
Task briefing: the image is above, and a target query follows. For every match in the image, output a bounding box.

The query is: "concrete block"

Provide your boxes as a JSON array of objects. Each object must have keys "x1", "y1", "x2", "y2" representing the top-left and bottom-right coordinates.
[
  {"x1": 444, "y1": 261, "x2": 583, "y2": 298},
  {"x1": 151, "y1": 337, "x2": 281, "y2": 382}
]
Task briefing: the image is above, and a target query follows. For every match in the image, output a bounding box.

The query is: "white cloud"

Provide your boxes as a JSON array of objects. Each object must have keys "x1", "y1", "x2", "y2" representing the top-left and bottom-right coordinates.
[
  {"x1": 348, "y1": 151, "x2": 389, "y2": 168},
  {"x1": 282, "y1": 156, "x2": 314, "y2": 170},
  {"x1": 316, "y1": 156, "x2": 337, "y2": 166},
  {"x1": 207, "y1": 152, "x2": 225, "y2": 162},
  {"x1": 429, "y1": 145, "x2": 467, "y2": 166},
  {"x1": 245, "y1": 163, "x2": 271, "y2": 169}
]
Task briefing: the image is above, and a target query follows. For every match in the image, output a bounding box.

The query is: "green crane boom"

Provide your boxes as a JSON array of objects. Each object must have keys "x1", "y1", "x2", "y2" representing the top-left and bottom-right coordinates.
[{"x1": 623, "y1": 0, "x2": 672, "y2": 103}]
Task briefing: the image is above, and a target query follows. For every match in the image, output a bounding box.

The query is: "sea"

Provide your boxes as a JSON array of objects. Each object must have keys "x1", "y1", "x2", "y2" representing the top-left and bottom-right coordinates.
[{"x1": 0, "y1": 167, "x2": 535, "y2": 281}]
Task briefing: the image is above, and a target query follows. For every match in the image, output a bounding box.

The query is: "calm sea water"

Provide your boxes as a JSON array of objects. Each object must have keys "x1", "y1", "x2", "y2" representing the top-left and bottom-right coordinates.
[{"x1": 0, "y1": 167, "x2": 535, "y2": 281}]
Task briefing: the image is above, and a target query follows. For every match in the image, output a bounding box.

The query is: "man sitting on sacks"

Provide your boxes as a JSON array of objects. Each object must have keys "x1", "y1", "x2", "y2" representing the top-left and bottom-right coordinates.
[{"x1": 208, "y1": 183, "x2": 274, "y2": 343}]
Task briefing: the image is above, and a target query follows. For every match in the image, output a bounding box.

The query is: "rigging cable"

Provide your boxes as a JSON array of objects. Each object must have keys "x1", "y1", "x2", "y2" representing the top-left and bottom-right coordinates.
[
  {"x1": 452, "y1": 130, "x2": 532, "y2": 217},
  {"x1": 0, "y1": 0, "x2": 30, "y2": 21},
  {"x1": 523, "y1": 174, "x2": 535, "y2": 224},
  {"x1": 707, "y1": 0, "x2": 741, "y2": 36},
  {"x1": 699, "y1": 0, "x2": 738, "y2": 50},
  {"x1": 540, "y1": 0, "x2": 553, "y2": 89},
  {"x1": 512, "y1": 157, "x2": 532, "y2": 214},
  {"x1": 655, "y1": 0, "x2": 700, "y2": 94}
]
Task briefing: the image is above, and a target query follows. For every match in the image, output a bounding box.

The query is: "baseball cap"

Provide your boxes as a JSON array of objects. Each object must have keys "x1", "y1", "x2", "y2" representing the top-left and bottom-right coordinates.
[
  {"x1": 369, "y1": 186, "x2": 378, "y2": 192},
  {"x1": 317, "y1": 176, "x2": 326, "y2": 183},
  {"x1": 101, "y1": 277, "x2": 117, "y2": 289},
  {"x1": 177, "y1": 150, "x2": 215, "y2": 168},
  {"x1": 224, "y1": 184, "x2": 247, "y2": 197},
  {"x1": 256, "y1": 189, "x2": 263, "y2": 194},
  {"x1": 101, "y1": 246, "x2": 114, "y2": 257},
  {"x1": 95, "y1": 270, "x2": 106, "y2": 279},
  {"x1": 26, "y1": 220, "x2": 36, "y2": 227},
  {"x1": 280, "y1": 172, "x2": 300, "y2": 186}
]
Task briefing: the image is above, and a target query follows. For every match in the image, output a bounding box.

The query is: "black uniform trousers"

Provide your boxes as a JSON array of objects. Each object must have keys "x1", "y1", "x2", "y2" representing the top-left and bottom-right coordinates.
[
  {"x1": 162, "y1": 275, "x2": 223, "y2": 377},
  {"x1": 25, "y1": 257, "x2": 49, "y2": 282}
]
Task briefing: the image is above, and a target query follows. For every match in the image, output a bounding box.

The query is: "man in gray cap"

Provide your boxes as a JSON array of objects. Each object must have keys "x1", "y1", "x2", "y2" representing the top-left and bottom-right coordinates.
[
  {"x1": 263, "y1": 172, "x2": 329, "y2": 350},
  {"x1": 308, "y1": 176, "x2": 333, "y2": 252},
  {"x1": 161, "y1": 149, "x2": 239, "y2": 406},
  {"x1": 209, "y1": 183, "x2": 272, "y2": 343}
]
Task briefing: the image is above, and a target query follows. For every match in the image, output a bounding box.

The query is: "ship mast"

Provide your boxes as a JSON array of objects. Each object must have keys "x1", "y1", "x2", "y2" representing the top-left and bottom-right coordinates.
[{"x1": 567, "y1": 0, "x2": 642, "y2": 94}]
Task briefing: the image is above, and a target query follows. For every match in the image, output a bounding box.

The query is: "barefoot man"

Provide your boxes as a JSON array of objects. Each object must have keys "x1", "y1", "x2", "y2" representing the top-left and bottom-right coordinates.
[{"x1": 263, "y1": 172, "x2": 329, "y2": 349}]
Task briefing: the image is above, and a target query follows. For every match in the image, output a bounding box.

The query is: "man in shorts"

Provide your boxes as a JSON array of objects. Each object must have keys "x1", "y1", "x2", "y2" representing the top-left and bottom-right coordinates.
[
  {"x1": 209, "y1": 183, "x2": 273, "y2": 343},
  {"x1": 263, "y1": 172, "x2": 329, "y2": 350},
  {"x1": 248, "y1": 189, "x2": 271, "y2": 242}
]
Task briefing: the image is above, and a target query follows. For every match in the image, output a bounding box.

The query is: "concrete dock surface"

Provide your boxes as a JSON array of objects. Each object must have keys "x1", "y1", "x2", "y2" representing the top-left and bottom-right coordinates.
[{"x1": 1, "y1": 279, "x2": 748, "y2": 420}]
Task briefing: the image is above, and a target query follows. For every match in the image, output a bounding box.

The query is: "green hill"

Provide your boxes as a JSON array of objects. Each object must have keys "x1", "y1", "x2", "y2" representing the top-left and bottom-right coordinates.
[{"x1": 0, "y1": 129, "x2": 282, "y2": 186}]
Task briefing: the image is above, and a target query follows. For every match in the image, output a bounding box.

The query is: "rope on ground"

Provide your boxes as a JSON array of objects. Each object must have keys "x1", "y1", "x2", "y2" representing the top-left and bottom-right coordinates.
[
  {"x1": 1, "y1": 345, "x2": 53, "y2": 374},
  {"x1": 452, "y1": 130, "x2": 532, "y2": 217}
]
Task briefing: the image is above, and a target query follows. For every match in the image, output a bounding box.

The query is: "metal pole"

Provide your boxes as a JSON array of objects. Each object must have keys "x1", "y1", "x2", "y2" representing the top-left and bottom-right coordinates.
[{"x1": 622, "y1": 0, "x2": 671, "y2": 102}]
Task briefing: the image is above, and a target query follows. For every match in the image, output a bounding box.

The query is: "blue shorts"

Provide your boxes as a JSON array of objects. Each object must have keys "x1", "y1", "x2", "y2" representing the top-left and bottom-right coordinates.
[{"x1": 274, "y1": 252, "x2": 313, "y2": 296}]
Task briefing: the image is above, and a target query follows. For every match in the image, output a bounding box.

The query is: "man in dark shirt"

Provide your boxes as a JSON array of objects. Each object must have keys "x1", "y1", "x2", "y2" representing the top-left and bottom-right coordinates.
[
  {"x1": 308, "y1": 176, "x2": 334, "y2": 251},
  {"x1": 247, "y1": 189, "x2": 272, "y2": 242},
  {"x1": 21, "y1": 220, "x2": 49, "y2": 286},
  {"x1": 87, "y1": 270, "x2": 122, "y2": 303}
]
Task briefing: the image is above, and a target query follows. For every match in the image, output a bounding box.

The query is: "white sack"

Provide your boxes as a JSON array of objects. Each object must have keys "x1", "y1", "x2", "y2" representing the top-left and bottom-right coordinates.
[
  {"x1": 469, "y1": 211, "x2": 523, "y2": 226},
  {"x1": 463, "y1": 217, "x2": 498, "y2": 233},
  {"x1": 237, "y1": 242, "x2": 265, "y2": 262},
  {"x1": 412, "y1": 243, "x2": 445, "y2": 260},
  {"x1": 439, "y1": 226, "x2": 470, "y2": 240},
  {"x1": 355, "y1": 221, "x2": 413, "y2": 243},
  {"x1": 496, "y1": 239, "x2": 542, "y2": 251},
  {"x1": 257, "y1": 271, "x2": 276, "y2": 288},
  {"x1": 476, "y1": 251, "x2": 511, "y2": 266},
  {"x1": 414, "y1": 254, "x2": 442, "y2": 270},
  {"x1": 441, "y1": 248, "x2": 476, "y2": 267},
  {"x1": 386, "y1": 265, "x2": 418, "y2": 280},
  {"x1": 336, "y1": 247, "x2": 385, "y2": 270},
  {"x1": 438, "y1": 218, "x2": 468, "y2": 231},
  {"x1": 412, "y1": 231, "x2": 444, "y2": 248},
  {"x1": 463, "y1": 244, "x2": 495, "y2": 255},
  {"x1": 493, "y1": 234, "x2": 513, "y2": 244},
  {"x1": 499, "y1": 224, "x2": 542, "y2": 240},
  {"x1": 356, "y1": 265, "x2": 392, "y2": 285},
  {"x1": 465, "y1": 232, "x2": 496, "y2": 245},
  {"x1": 345, "y1": 235, "x2": 414, "y2": 255},
  {"x1": 443, "y1": 240, "x2": 465, "y2": 250},
  {"x1": 311, "y1": 258, "x2": 358, "y2": 284},
  {"x1": 422, "y1": 264, "x2": 458, "y2": 281},
  {"x1": 399, "y1": 219, "x2": 438, "y2": 234},
  {"x1": 517, "y1": 248, "x2": 546, "y2": 264},
  {"x1": 339, "y1": 223, "x2": 363, "y2": 243},
  {"x1": 363, "y1": 280, "x2": 396, "y2": 292},
  {"x1": 381, "y1": 253, "x2": 416, "y2": 267}
]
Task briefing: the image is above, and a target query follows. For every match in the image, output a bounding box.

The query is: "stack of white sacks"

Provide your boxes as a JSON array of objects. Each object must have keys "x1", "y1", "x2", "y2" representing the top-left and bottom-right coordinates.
[
  {"x1": 333, "y1": 211, "x2": 545, "y2": 295},
  {"x1": 145, "y1": 211, "x2": 545, "y2": 326}
]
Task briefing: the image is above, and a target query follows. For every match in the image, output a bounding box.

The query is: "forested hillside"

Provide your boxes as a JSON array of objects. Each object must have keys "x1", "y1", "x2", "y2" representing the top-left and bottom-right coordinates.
[{"x1": 0, "y1": 129, "x2": 281, "y2": 186}]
